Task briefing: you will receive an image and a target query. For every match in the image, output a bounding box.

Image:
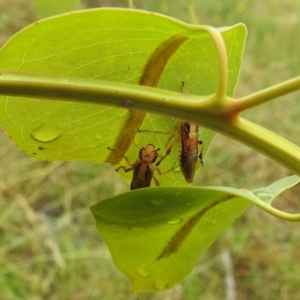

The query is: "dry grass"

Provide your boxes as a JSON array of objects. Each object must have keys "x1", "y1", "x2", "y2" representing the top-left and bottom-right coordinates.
[{"x1": 1, "y1": 0, "x2": 300, "y2": 299}]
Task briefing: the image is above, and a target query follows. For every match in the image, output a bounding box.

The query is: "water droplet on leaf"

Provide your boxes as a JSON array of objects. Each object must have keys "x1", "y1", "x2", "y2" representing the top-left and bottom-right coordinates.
[
  {"x1": 31, "y1": 124, "x2": 63, "y2": 142},
  {"x1": 166, "y1": 218, "x2": 183, "y2": 225},
  {"x1": 154, "y1": 280, "x2": 169, "y2": 291},
  {"x1": 95, "y1": 134, "x2": 103, "y2": 140},
  {"x1": 256, "y1": 192, "x2": 272, "y2": 201},
  {"x1": 174, "y1": 192, "x2": 182, "y2": 196},
  {"x1": 135, "y1": 266, "x2": 150, "y2": 278},
  {"x1": 150, "y1": 198, "x2": 166, "y2": 206}
]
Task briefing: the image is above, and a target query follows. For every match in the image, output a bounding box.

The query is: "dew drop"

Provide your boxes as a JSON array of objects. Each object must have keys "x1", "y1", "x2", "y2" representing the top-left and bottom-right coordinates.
[
  {"x1": 256, "y1": 192, "x2": 272, "y2": 201},
  {"x1": 166, "y1": 218, "x2": 183, "y2": 225},
  {"x1": 154, "y1": 280, "x2": 169, "y2": 291},
  {"x1": 31, "y1": 124, "x2": 63, "y2": 143},
  {"x1": 135, "y1": 266, "x2": 150, "y2": 278},
  {"x1": 95, "y1": 134, "x2": 103, "y2": 140},
  {"x1": 150, "y1": 198, "x2": 166, "y2": 206},
  {"x1": 174, "y1": 192, "x2": 182, "y2": 196}
]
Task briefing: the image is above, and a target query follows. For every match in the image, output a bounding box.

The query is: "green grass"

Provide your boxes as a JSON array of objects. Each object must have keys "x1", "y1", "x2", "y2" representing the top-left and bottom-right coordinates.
[{"x1": 1, "y1": 0, "x2": 300, "y2": 299}]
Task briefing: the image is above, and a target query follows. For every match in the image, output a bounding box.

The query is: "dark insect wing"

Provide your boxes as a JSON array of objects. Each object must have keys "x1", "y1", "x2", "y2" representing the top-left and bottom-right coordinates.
[
  {"x1": 179, "y1": 122, "x2": 200, "y2": 183},
  {"x1": 130, "y1": 161, "x2": 154, "y2": 190},
  {"x1": 114, "y1": 143, "x2": 168, "y2": 190}
]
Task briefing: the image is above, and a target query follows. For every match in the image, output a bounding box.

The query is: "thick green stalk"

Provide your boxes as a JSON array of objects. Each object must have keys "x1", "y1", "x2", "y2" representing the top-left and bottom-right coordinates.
[
  {"x1": 202, "y1": 26, "x2": 228, "y2": 102},
  {"x1": 188, "y1": 0, "x2": 198, "y2": 25},
  {"x1": 234, "y1": 77, "x2": 300, "y2": 111},
  {"x1": 0, "y1": 71, "x2": 300, "y2": 175}
]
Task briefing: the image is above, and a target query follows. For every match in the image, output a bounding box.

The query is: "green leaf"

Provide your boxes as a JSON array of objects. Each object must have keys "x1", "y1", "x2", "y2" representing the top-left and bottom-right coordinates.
[
  {"x1": 90, "y1": 175, "x2": 300, "y2": 292},
  {"x1": 0, "y1": 9, "x2": 246, "y2": 186}
]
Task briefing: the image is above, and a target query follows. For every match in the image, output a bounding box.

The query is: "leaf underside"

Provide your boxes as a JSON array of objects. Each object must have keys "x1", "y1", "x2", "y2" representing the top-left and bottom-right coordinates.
[
  {"x1": 1, "y1": 8, "x2": 299, "y2": 293},
  {"x1": 90, "y1": 176, "x2": 300, "y2": 292},
  {"x1": 0, "y1": 8, "x2": 246, "y2": 186}
]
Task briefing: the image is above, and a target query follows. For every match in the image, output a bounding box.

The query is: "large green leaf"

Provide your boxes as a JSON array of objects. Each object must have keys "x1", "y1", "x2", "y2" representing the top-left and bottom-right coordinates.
[
  {"x1": 0, "y1": 9, "x2": 246, "y2": 186},
  {"x1": 90, "y1": 175, "x2": 300, "y2": 292}
]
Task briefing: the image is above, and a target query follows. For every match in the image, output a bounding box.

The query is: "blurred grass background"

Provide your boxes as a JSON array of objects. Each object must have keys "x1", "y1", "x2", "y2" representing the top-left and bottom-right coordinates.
[{"x1": 0, "y1": 0, "x2": 300, "y2": 299}]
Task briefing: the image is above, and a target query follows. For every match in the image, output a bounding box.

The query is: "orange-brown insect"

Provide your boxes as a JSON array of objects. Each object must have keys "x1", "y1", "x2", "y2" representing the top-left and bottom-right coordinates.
[
  {"x1": 116, "y1": 143, "x2": 171, "y2": 190},
  {"x1": 178, "y1": 121, "x2": 204, "y2": 183},
  {"x1": 140, "y1": 81, "x2": 204, "y2": 183},
  {"x1": 138, "y1": 121, "x2": 204, "y2": 184}
]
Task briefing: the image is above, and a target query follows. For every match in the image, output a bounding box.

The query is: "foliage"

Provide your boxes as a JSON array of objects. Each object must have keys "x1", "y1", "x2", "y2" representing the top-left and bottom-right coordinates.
[
  {"x1": 1, "y1": 1, "x2": 297, "y2": 294},
  {"x1": 91, "y1": 176, "x2": 299, "y2": 291},
  {"x1": 0, "y1": 9, "x2": 246, "y2": 188}
]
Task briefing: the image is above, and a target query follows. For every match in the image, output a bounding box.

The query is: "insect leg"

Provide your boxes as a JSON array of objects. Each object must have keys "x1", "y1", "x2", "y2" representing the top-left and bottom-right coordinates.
[
  {"x1": 138, "y1": 126, "x2": 177, "y2": 148},
  {"x1": 115, "y1": 156, "x2": 134, "y2": 173},
  {"x1": 198, "y1": 140, "x2": 204, "y2": 166},
  {"x1": 115, "y1": 165, "x2": 134, "y2": 173},
  {"x1": 123, "y1": 156, "x2": 133, "y2": 166},
  {"x1": 155, "y1": 144, "x2": 173, "y2": 166},
  {"x1": 156, "y1": 164, "x2": 178, "y2": 176},
  {"x1": 153, "y1": 175, "x2": 160, "y2": 186}
]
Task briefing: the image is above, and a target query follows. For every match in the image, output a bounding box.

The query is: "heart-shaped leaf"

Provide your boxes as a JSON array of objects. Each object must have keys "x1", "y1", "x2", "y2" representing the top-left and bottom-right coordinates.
[
  {"x1": 0, "y1": 9, "x2": 246, "y2": 186},
  {"x1": 90, "y1": 175, "x2": 300, "y2": 292}
]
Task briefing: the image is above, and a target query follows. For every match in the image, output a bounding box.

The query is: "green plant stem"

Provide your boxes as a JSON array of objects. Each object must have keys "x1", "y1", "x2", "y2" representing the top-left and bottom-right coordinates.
[
  {"x1": 0, "y1": 71, "x2": 300, "y2": 175},
  {"x1": 128, "y1": 0, "x2": 134, "y2": 8},
  {"x1": 188, "y1": 0, "x2": 198, "y2": 25},
  {"x1": 220, "y1": 118, "x2": 300, "y2": 173},
  {"x1": 234, "y1": 76, "x2": 300, "y2": 112},
  {"x1": 249, "y1": 191, "x2": 300, "y2": 222},
  {"x1": 202, "y1": 26, "x2": 228, "y2": 103}
]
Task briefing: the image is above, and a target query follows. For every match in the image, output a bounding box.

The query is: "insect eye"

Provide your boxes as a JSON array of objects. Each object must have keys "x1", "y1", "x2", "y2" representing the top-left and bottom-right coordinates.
[{"x1": 150, "y1": 151, "x2": 158, "y2": 162}]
